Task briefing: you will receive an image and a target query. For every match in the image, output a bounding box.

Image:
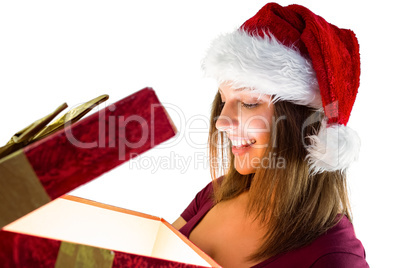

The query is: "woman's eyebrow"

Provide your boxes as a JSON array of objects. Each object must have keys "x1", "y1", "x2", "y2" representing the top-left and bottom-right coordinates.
[{"x1": 218, "y1": 87, "x2": 249, "y2": 94}]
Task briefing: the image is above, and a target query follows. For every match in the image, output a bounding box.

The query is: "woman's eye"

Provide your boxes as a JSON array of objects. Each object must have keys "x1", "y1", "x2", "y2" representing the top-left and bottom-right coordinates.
[
  {"x1": 219, "y1": 101, "x2": 259, "y2": 109},
  {"x1": 241, "y1": 102, "x2": 259, "y2": 109}
]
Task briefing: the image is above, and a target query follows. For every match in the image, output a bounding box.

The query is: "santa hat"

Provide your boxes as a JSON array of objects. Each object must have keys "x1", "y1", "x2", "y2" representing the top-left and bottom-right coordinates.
[{"x1": 203, "y1": 3, "x2": 361, "y2": 174}]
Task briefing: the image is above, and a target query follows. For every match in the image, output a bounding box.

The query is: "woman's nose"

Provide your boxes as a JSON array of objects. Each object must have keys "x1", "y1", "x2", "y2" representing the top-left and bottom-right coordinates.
[{"x1": 215, "y1": 102, "x2": 240, "y2": 132}]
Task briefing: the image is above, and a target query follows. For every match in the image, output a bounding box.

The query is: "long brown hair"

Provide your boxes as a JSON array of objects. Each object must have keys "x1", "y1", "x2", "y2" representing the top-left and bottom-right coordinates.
[{"x1": 208, "y1": 91, "x2": 352, "y2": 261}]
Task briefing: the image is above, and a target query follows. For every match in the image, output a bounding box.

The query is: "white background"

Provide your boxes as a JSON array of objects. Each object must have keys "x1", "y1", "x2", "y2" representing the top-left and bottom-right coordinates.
[{"x1": 0, "y1": 1, "x2": 400, "y2": 266}]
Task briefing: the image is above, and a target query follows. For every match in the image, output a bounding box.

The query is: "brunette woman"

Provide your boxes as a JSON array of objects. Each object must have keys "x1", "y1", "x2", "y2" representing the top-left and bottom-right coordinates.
[{"x1": 173, "y1": 3, "x2": 368, "y2": 267}]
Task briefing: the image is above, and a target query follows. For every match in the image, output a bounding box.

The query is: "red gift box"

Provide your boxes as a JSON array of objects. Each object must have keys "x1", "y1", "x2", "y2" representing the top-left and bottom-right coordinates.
[
  {"x1": 0, "y1": 87, "x2": 177, "y2": 229},
  {"x1": 1, "y1": 195, "x2": 219, "y2": 267}
]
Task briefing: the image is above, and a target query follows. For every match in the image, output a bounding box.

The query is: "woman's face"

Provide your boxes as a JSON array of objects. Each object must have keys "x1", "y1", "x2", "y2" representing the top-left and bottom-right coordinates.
[{"x1": 216, "y1": 82, "x2": 274, "y2": 175}]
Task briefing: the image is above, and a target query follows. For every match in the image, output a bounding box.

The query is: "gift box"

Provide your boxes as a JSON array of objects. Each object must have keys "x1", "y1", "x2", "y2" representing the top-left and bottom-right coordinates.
[
  {"x1": 0, "y1": 87, "x2": 177, "y2": 229},
  {"x1": 0, "y1": 88, "x2": 221, "y2": 267},
  {"x1": 0, "y1": 195, "x2": 219, "y2": 267}
]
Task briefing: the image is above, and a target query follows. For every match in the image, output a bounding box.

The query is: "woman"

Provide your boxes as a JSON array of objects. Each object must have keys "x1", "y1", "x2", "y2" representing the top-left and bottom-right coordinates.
[{"x1": 173, "y1": 3, "x2": 368, "y2": 267}]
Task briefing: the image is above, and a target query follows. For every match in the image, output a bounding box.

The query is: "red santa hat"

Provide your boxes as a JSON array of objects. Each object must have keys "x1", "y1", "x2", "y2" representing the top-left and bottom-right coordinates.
[{"x1": 203, "y1": 3, "x2": 361, "y2": 174}]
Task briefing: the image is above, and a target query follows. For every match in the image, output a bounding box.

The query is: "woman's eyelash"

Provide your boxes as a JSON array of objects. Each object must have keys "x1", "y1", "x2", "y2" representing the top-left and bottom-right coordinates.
[
  {"x1": 241, "y1": 102, "x2": 259, "y2": 108},
  {"x1": 219, "y1": 102, "x2": 259, "y2": 109}
]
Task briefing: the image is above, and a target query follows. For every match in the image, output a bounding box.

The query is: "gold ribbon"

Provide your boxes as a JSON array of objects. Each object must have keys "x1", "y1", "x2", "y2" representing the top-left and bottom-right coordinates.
[
  {"x1": 0, "y1": 94, "x2": 109, "y2": 159},
  {"x1": 55, "y1": 242, "x2": 114, "y2": 268},
  {"x1": 0, "y1": 150, "x2": 51, "y2": 228}
]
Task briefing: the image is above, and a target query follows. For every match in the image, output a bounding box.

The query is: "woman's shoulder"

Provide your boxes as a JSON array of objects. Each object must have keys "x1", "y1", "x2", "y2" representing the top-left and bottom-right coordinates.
[
  {"x1": 192, "y1": 176, "x2": 222, "y2": 204},
  {"x1": 307, "y1": 215, "x2": 368, "y2": 267},
  {"x1": 193, "y1": 176, "x2": 224, "y2": 203},
  {"x1": 180, "y1": 176, "x2": 223, "y2": 222},
  {"x1": 253, "y1": 215, "x2": 369, "y2": 268}
]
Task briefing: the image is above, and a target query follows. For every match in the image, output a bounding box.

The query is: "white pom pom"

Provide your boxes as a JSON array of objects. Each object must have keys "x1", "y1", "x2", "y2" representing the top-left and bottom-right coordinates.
[{"x1": 306, "y1": 122, "x2": 361, "y2": 175}]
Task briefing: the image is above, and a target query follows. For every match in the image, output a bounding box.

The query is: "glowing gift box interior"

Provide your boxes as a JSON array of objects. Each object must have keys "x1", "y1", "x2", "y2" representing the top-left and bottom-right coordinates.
[{"x1": 3, "y1": 195, "x2": 218, "y2": 267}]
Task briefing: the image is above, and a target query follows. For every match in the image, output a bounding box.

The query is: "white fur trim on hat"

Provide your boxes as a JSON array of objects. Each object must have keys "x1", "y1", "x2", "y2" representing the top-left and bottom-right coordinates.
[
  {"x1": 202, "y1": 29, "x2": 322, "y2": 108},
  {"x1": 305, "y1": 121, "x2": 361, "y2": 175}
]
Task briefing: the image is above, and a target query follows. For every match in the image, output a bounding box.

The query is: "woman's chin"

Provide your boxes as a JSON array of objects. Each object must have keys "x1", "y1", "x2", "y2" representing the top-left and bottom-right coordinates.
[
  {"x1": 234, "y1": 165, "x2": 256, "y2": 175},
  {"x1": 234, "y1": 154, "x2": 257, "y2": 175},
  {"x1": 237, "y1": 170, "x2": 254, "y2": 175}
]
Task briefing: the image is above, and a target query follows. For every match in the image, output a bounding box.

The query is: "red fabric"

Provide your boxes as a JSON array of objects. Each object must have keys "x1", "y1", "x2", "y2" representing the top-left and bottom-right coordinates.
[
  {"x1": 0, "y1": 231, "x2": 208, "y2": 267},
  {"x1": 310, "y1": 252, "x2": 369, "y2": 268},
  {"x1": 241, "y1": 3, "x2": 360, "y2": 126},
  {"x1": 23, "y1": 88, "x2": 176, "y2": 200},
  {"x1": 0, "y1": 230, "x2": 60, "y2": 268},
  {"x1": 179, "y1": 180, "x2": 216, "y2": 238},
  {"x1": 179, "y1": 180, "x2": 369, "y2": 268},
  {"x1": 112, "y1": 252, "x2": 206, "y2": 268}
]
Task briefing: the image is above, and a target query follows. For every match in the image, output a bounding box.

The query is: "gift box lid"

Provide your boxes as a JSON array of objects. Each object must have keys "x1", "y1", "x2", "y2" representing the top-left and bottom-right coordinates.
[{"x1": 0, "y1": 87, "x2": 177, "y2": 229}]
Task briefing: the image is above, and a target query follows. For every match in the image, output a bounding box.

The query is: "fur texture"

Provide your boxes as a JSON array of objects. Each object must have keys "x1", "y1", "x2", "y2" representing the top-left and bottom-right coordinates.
[
  {"x1": 202, "y1": 30, "x2": 322, "y2": 108},
  {"x1": 306, "y1": 121, "x2": 361, "y2": 175},
  {"x1": 202, "y1": 3, "x2": 361, "y2": 173}
]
